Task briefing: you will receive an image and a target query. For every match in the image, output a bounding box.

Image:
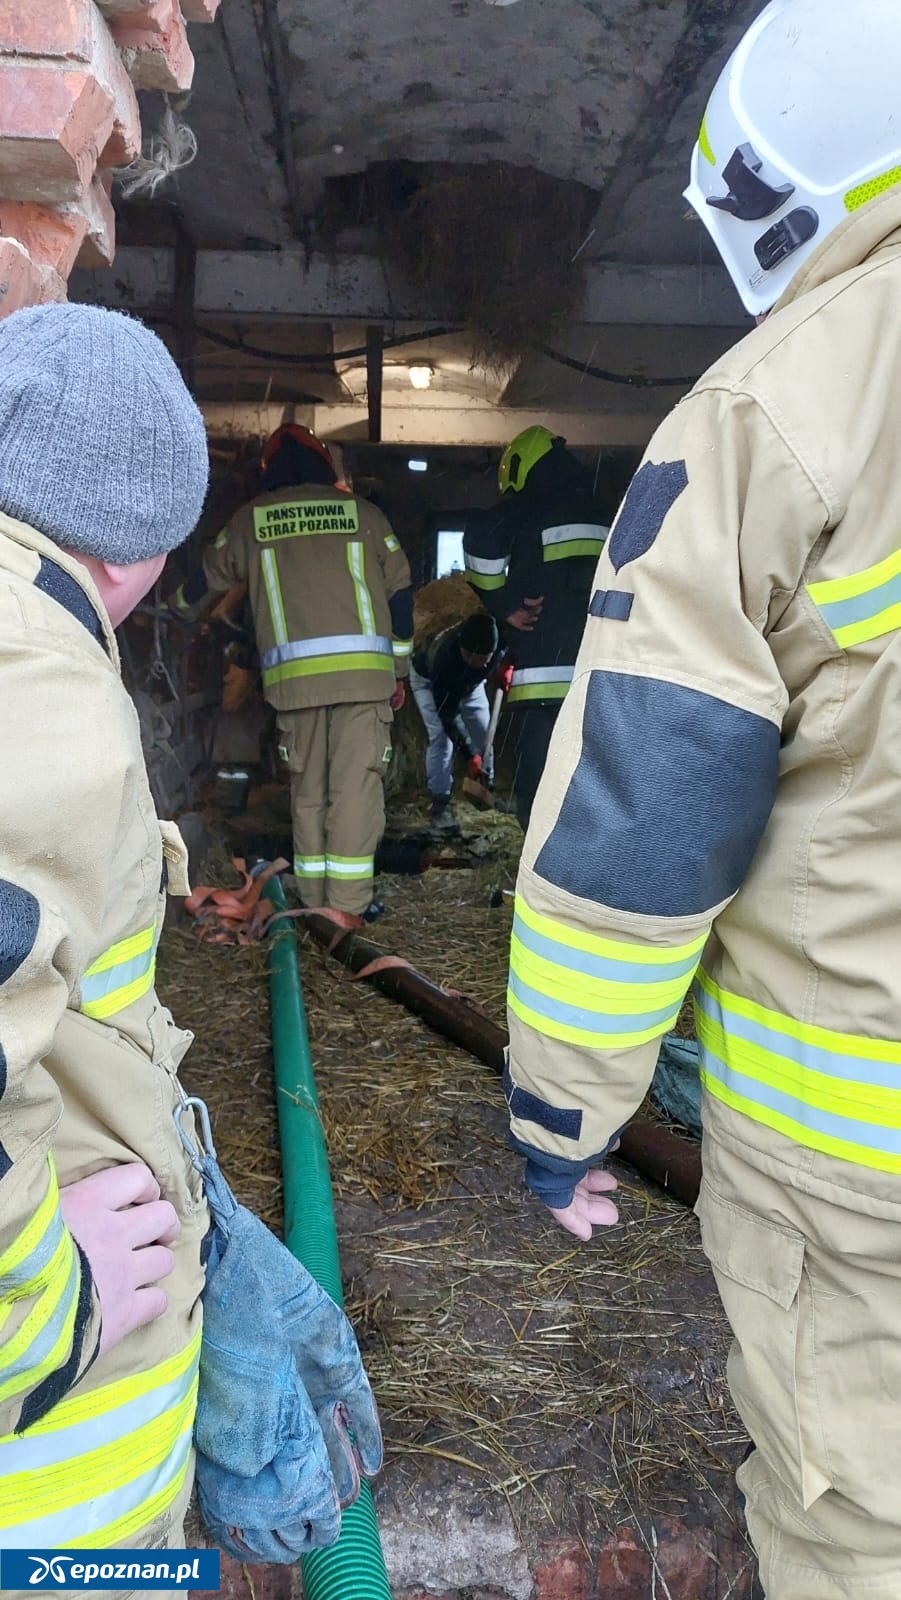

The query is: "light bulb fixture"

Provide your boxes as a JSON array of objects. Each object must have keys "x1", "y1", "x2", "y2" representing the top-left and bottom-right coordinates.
[
  {"x1": 407, "y1": 459, "x2": 428, "y2": 473},
  {"x1": 408, "y1": 364, "x2": 434, "y2": 390}
]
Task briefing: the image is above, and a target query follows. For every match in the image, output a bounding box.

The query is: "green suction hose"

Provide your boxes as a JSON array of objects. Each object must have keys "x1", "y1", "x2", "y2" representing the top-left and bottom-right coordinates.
[{"x1": 264, "y1": 877, "x2": 393, "y2": 1600}]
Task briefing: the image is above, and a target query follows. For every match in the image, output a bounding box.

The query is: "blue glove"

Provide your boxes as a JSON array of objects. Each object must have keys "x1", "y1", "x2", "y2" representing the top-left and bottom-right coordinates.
[{"x1": 194, "y1": 1203, "x2": 383, "y2": 1562}]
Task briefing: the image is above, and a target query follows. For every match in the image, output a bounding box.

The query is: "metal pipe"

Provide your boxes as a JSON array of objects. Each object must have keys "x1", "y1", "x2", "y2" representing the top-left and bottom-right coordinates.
[
  {"x1": 264, "y1": 878, "x2": 393, "y2": 1599},
  {"x1": 302, "y1": 910, "x2": 702, "y2": 1208}
]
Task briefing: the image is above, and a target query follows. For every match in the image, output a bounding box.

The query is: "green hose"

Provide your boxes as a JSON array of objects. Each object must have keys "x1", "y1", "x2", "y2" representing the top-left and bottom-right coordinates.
[{"x1": 264, "y1": 878, "x2": 393, "y2": 1600}]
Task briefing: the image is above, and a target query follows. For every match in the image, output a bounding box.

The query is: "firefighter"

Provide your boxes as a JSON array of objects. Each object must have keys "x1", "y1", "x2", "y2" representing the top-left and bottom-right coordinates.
[
  {"x1": 503, "y1": 3, "x2": 901, "y2": 1594},
  {"x1": 0, "y1": 303, "x2": 211, "y2": 1569},
  {"x1": 174, "y1": 426, "x2": 413, "y2": 920},
  {"x1": 462, "y1": 428, "x2": 609, "y2": 828}
]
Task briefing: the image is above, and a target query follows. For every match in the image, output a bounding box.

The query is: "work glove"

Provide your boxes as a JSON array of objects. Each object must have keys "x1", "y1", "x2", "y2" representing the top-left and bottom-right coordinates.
[
  {"x1": 178, "y1": 1104, "x2": 383, "y2": 1563},
  {"x1": 492, "y1": 662, "x2": 515, "y2": 695},
  {"x1": 390, "y1": 679, "x2": 406, "y2": 711},
  {"x1": 467, "y1": 752, "x2": 484, "y2": 780}
]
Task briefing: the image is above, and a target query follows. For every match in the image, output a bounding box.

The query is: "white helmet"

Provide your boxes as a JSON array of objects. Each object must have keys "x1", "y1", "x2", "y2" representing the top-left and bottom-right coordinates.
[{"x1": 684, "y1": 0, "x2": 901, "y2": 316}]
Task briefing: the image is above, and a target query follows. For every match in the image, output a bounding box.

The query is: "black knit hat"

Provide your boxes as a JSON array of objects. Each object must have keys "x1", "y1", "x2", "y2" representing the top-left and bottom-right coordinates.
[{"x1": 459, "y1": 612, "x2": 499, "y2": 654}]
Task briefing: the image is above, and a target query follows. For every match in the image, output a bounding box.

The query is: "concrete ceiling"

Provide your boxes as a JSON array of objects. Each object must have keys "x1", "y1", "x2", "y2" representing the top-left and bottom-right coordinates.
[{"x1": 70, "y1": 0, "x2": 765, "y2": 449}]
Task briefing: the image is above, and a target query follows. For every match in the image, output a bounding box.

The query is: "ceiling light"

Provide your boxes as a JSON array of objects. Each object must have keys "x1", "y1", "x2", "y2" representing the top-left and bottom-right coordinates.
[
  {"x1": 408, "y1": 364, "x2": 434, "y2": 390},
  {"x1": 408, "y1": 459, "x2": 428, "y2": 473}
]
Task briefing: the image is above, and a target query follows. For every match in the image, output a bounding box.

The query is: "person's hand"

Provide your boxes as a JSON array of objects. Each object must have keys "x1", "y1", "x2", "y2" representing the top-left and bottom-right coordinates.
[
  {"x1": 467, "y1": 752, "x2": 484, "y2": 779},
  {"x1": 60, "y1": 1164, "x2": 180, "y2": 1355},
  {"x1": 390, "y1": 679, "x2": 405, "y2": 711},
  {"x1": 492, "y1": 661, "x2": 515, "y2": 695},
  {"x1": 505, "y1": 597, "x2": 544, "y2": 632},
  {"x1": 546, "y1": 1168, "x2": 619, "y2": 1241}
]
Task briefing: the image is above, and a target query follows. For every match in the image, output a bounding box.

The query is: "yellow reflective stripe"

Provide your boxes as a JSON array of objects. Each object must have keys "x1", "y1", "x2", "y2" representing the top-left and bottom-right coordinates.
[
  {"x1": 700, "y1": 1067, "x2": 901, "y2": 1174},
  {"x1": 347, "y1": 542, "x2": 376, "y2": 634},
  {"x1": 0, "y1": 1223, "x2": 71, "y2": 1347},
  {"x1": 384, "y1": 534, "x2": 400, "y2": 552},
  {"x1": 514, "y1": 895, "x2": 707, "y2": 968},
  {"x1": 543, "y1": 539, "x2": 605, "y2": 562},
  {"x1": 844, "y1": 166, "x2": 901, "y2": 213},
  {"x1": 0, "y1": 1334, "x2": 201, "y2": 1548},
  {"x1": 263, "y1": 653, "x2": 394, "y2": 685},
  {"x1": 213, "y1": 527, "x2": 228, "y2": 550},
  {"x1": 511, "y1": 938, "x2": 693, "y2": 1015},
  {"x1": 807, "y1": 546, "x2": 901, "y2": 648},
  {"x1": 392, "y1": 638, "x2": 414, "y2": 657},
  {"x1": 325, "y1": 855, "x2": 373, "y2": 880},
  {"x1": 80, "y1": 925, "x2": 157, "y2": 1020},
  {"x1": 508, "y1": 985, "x2": 678, "y2": 1049},
  {"x1": 507, "y1": 682, "x2": 570, "y2": 702},
  {"x1": 260, "y1": 547, "x2": 289, "y2": 646},
  {"x1": 83, "y1": 926, "x2": 154, "y2": 978},
  {"x1": 0, "y1": 1240, "x2": 78, "y2": 1406},
  {"x1": 698, "y1": 115, "x2": 715, "y2": 167},
  {"x1": 0, "y1": 1163, "x2": 59, "y2": 1284}
]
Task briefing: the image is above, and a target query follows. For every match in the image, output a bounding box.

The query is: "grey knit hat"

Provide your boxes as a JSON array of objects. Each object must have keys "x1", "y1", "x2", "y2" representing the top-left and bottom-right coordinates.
[{"x1": 0, "y1": 302, "x2": 208, "y2": 561}]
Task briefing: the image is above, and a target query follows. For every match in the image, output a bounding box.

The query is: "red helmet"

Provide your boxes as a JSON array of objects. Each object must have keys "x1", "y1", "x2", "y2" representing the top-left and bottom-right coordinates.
[{"x1": 261, "y1": 423, "x2": 336, "y2": 477}]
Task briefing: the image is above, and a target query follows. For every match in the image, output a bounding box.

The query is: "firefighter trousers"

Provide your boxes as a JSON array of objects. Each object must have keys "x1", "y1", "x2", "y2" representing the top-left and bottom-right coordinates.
[
  {"x1": 697, "y1": 1121, "x2": 901, "y2": 1599},
  {"x1": 277, "y1": 701, "x2": 393, "y2": 915}
]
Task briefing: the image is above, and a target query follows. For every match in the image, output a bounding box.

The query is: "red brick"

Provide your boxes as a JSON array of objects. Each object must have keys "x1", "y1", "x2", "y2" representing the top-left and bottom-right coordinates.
[
  {"x1": 112, "y1": 0, "x2": 194, "y2": 92},
  {"x1": 107, "y1": 0, "x2": 173, "y2": 31},
  {"x1": 655, "y1": 1516, "x2": 717, "y2": 1599},
  {"x1": 95, "y1": 0, "x2": 167, "y2": 17},
  {"x1": 37, "y1": 263, "x2": 67, "y2": 304},
  {"x1": 197, "y1": 1555, "x2": 297, "y2": 1600},
  {"x1": 74, "y1": 173, "x2": 116, "y2": 268},
  {"x1": 89, "y1": 5, "x2": 142, "y2": 165},
  {"x1": 0, "y1": 236, "x2": 45, "y2": 318},
  {"x1": 180, "y1": 0, "x2": 222, "y2": 20},
  {"x1": 0, "y1": 199, "x2": 88, "y2": 277},
  {"x1": 534, "y1": 1539, "x2": 594, "y2": 1600},
  {"x1": 0, "y1": 63, "x2": 115, "y2": 203},
  {"x1": 0, "y1": 0, "x2": 93, "y2": 62}
]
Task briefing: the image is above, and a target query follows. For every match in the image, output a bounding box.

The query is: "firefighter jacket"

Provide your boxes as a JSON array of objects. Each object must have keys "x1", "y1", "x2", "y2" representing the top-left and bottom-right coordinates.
[
  {"x1": 198, "y1": 483, "x2": 414, "y2": 712},
  {"x1": 463, "y1": 452, "x2": 609, "y2": 705},
  {"x1": 506, "y1": 187, "x2": 901, "y2": 1208},
  {"x1": 0, "y1": 512, "x2": 207, "y2": 1549}
]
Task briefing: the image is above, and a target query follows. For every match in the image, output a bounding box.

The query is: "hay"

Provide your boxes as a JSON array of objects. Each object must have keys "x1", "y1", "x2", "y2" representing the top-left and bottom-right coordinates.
[{"x1": 157, "y1": 811, "x2": 747, "y2": 1550}]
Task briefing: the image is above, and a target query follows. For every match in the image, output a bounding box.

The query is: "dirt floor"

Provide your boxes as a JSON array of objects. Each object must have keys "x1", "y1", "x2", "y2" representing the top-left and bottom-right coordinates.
[{"x1": 159, "y1": 791, "x2": 759, "y2": 1599}]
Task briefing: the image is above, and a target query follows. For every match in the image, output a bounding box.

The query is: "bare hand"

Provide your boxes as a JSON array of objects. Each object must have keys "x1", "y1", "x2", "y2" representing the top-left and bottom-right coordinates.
[
  {"x1": 60, "y1": 1164, "x2": 180, "y2": 1356},
  {"x1": 506, "y1": 596, "x2": 544, "y2": 632},
  {"x1": 547, "y1": 1168, "x2": 619, "y2": 1241}
]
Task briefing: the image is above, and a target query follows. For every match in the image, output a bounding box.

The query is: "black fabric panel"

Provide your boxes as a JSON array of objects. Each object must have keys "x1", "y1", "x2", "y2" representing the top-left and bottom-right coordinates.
[
  {"x1": 607, "y1": 459, "x2": 688, "y2": 574},
  {"x1": 17, "y1": 1244, "x2": 98, "y2": 1433},
  {"x1": 535, "y1": 670, "x2": 781, "y2": 917},
  {"x1": 503, "y1": 1063, "x2": 583, "y2": 1141},
  {"x1": 182, "y1": 565, "x2": 210, "y2": 605},
  {"x1": 0, "y1": 879, "x2": 40, "y2": 985},
  {"x1": 388, "y1": 585, "x2": 414, "y2": 642},
  {"x1": 34, "y1": 558, "x2": 106, "y2": 647},
  {"x1": 589, "y1": 588, "x2": 634, "y2": 622}
]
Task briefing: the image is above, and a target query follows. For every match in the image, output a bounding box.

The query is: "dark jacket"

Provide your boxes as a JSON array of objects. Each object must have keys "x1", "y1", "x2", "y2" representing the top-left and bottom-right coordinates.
[{"x1": 412, "y1": 622, "x2": 502, "y2": 741}]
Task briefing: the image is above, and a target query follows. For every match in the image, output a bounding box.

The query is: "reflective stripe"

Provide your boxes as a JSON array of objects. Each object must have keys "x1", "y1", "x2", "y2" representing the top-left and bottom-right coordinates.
[
  {"x1": 464, "y1": 553, "x2": 507, "y2": 592},
  {"x1": 260, "y1": 548, "x2": 289, "y2": 646},
  {"x1": 80, "y1": 926, "x2": 155, "y2": 1020},
  {"x1": 294, "y1": 856, "x2": 326, "y2": 877},
  {"x1": 698, "y1": 114, "x2": 715, "y2": 166},
  {"x1": 347, "y1": 542, "x2": 376, "y2": 634},
  {"x1": 326, "y1": 855, "x2": 374, "y2": 880},
  {"x1": 263, "y1": 653, "x2": 395, "y2": 687},
  {"x1": 807, "y1": 546, "x2": 901, "y2": 648},
  {"x1": 0, "y1": 1239, "x2": 78, "y2": 1405},
  {"x1": 507, "y1": 665, "x2": 573, "y2": 704},
  {"x1": 695, "y1": 971, "x2": 901, "y2": 1172},
  {"x1": 171, "y1": 585, "x2": 191, "y2": 614},
  {"x1": 384, "y1": 534, "x2": 400, "y2": 552},
  {"x1": 509, "y1": 896, "x2": 701, "y2": 1048},
  {"x1": 508, "y1": 970, "x2": 679, "y2": 1049},
  {"x1": 541, "y1": 523, "x2": 607, "y2": 562},
  {"x1": 392, "y1": 638, "x2": 414, "y2": 658},
  {"x1": 0, "y1": 1165, "x2": 62, "y2": 1291},
  {"x1": 0, "y1": 1334, "x2": 200, "y2": 1549},
  {"x1": 260, "y1": 634, "x2": 393, "y2": 671}
]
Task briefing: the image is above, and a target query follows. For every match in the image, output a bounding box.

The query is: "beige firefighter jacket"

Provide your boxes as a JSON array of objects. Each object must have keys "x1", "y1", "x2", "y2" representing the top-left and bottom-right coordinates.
[
  {"x1": 0, "y1": 512, "x2": 207, "y2": 1550},
  {"x1": 201, "y1": 484, "x2": 414, "y2": 712},
  {"x1": 507, "y1": 187, "x2": 901, "y2": 1209}
]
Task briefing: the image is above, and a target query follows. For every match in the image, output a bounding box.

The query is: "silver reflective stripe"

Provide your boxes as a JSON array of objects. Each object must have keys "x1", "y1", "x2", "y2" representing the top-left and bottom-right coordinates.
[
  {"x1": 464, "y1": 554, "x2": 507, "y2": 575},
  {"x1": 541, "y1": 523, "x2": 608, "y2": 546},
  {"x1": 510, "y1": 666, "x2": 575, "y2": 685},
  {"x1": 260, "y1": 634, "x2": 393, "y2": 670},
  {"x1": 0, "y1": 1249, "x2": 77, "y2": 1391},
  {"x1": 0, "y1": 1433, "x2": 193, "y2": 1549},
  {"x1": 347, "y1": 541, "x2": 376, "y2": 634},
  {"x1": 0, "y1": 1207, "x2": 64, "y2": 1294}
]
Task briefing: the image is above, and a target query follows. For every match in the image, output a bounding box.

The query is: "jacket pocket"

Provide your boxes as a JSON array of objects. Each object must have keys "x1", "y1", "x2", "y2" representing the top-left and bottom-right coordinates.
[{"x1": 697, "y1": 1178, "x2": 832, "y2": 1510}]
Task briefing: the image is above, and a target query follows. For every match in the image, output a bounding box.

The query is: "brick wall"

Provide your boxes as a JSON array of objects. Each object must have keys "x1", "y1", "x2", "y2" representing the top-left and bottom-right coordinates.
[{"x1": 0, "y1": 0, "x2": 221, "y2": 317}]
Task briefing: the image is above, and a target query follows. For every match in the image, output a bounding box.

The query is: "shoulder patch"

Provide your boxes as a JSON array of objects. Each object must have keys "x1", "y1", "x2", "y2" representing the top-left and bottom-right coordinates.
[
  {"x1": 607, "y1": 460, "x2": 688, "y2": 573},
  {"x1": 0, "y1": 880, "x2": 40, "y2": 985}
]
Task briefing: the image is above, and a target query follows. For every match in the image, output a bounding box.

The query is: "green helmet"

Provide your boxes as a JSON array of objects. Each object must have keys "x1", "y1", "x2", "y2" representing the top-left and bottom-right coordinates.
[{"x1": 498, "y1": 425, "x2": 558, "y2": 494}]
